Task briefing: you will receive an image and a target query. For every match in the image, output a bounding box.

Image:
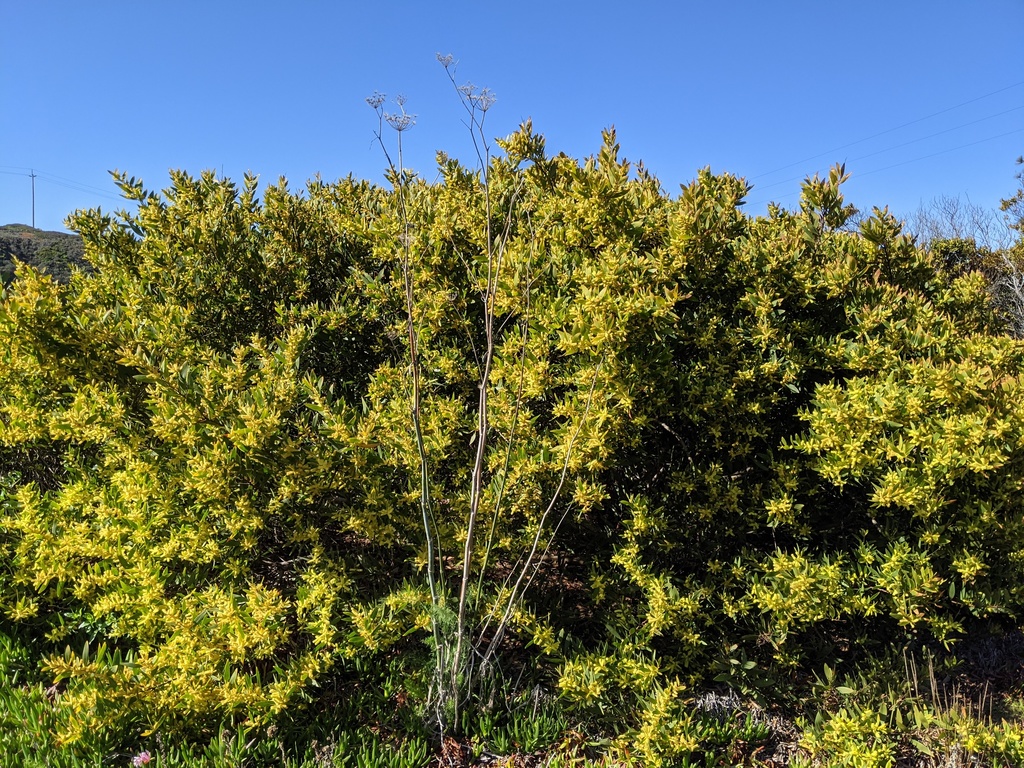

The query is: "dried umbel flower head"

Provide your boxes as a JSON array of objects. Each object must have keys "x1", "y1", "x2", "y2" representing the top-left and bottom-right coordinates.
[
  {"x1": 385, "y1": 110, "x2": 416, "y2": 132},
  {"x1": 457, "y1": 82, "x2": 496, "y2": 112},
  {"x1": 469, "y1": 87, "x2": 496, "y2": 112},
  {"x1": 367, "y1": 92, "x2": 417, "y2": 132}
]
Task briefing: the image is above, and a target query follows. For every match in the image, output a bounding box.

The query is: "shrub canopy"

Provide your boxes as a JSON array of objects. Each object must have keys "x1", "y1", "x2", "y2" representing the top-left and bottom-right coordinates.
[{"x1": 1, "y1": 127, "x2": 1022, "y2": 748}]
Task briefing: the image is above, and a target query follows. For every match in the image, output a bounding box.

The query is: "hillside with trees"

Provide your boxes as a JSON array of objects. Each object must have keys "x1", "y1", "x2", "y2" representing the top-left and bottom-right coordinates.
[
  {"x1": 0, "y1": 224, "x2": 88, "y2": 285},
  {"x1": 1, "y1": 118, "x2": 1024, "y2": 766}
]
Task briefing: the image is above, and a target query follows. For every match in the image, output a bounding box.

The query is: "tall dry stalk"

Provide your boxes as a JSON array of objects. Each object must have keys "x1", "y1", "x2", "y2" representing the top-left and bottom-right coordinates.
[
  {"x1": 366, "y1": 92, "x2": 446, "y2": 704},
  {"x1": 369, "y1": 57, "x2": 603, "y2": 732}
]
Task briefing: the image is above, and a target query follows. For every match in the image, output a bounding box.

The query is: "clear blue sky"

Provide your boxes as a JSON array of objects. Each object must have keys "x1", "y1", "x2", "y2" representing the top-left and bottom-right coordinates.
[{"x1": 2, "y1": 1, "x2": 1023, "y2": 234}]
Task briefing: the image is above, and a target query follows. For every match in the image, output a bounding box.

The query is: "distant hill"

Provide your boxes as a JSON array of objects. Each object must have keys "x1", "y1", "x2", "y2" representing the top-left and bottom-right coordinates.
[{"x1": 0, "y1": 224, "x2": 88, "y2": 285}]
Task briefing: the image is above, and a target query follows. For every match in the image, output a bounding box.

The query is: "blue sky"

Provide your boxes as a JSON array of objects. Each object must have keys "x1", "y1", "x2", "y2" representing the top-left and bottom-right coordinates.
[{"x1": 2, "y1": 1, "x2": 1023, "y2": 234}]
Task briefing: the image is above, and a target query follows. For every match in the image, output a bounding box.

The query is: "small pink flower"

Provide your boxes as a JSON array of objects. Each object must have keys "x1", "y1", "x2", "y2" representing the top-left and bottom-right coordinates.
[{"x1": 132, "y1": 751, "x2": 152, "y2": 767}]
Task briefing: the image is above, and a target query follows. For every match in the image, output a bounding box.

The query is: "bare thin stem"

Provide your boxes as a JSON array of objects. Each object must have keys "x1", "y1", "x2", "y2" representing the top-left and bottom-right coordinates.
[
  {"x1": 439, "y1": 58, "x2": 507, "y2": 705},
  {"x1": 367, "y1": 95, "x2": 445, "y2": 721},
  {"x1": 480, "y1": 359, "x2": 605, "y2": 663},
  {"x1": 473, "y1": 275, "x2": 532, "y2": 607}
]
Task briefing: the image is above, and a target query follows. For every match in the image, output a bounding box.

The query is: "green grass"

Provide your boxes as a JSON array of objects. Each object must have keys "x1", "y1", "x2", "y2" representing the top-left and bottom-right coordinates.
[{"x1": 2, "y1": 625, "x2": 1023, "y2": 767}]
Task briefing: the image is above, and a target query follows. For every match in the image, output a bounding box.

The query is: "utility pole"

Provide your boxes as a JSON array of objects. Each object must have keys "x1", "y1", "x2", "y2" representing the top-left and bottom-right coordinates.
[{"x1": 29, "y1": 169, "x2": 36, "y2": 228}]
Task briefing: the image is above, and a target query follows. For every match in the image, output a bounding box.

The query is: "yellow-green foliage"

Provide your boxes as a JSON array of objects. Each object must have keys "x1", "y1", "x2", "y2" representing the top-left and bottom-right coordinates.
[
  {"x1": 628, "y1": 681, "x2": 700, "y2": 767},
  {"x1": 801, "y1": 707, "x2": 895, "y2": 768},
  {"x1": 1, "y1": 127, "x2": 1023, "y2": 749},
  {"x1": 796, "y1": 690, "x2": 1024, "y2": 768}
]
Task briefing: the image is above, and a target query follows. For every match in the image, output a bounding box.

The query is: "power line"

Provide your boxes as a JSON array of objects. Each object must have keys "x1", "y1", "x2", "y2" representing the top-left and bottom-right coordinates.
[
  {"x1": 855, "y1": 126, "x2": 1024, "y2": 179},
  {"x1": 35, "y1": 176, "x2": 124, "y2": 202},
  {"x1": 745, "y1": 125, "x2": 1024, "y2": 209},
  {"x1": 750, "y1": 80, "x2": 1024, "y2": 181},
  {"x1": 34, "y1": 170, "x2": 123, "y2": 197},
  {"x1": 849, "y1": 104, "x2": 1024, "y2": 163},
  {"x1": 1, "y1": 168, "x2": 125, "y2": 203},
  {"x1": 1, "y1": 168, "x2": 131, "y2": 229},
  {"x1": 750, "y1": 105, "x2": 1024, "y2": 195},
  {"x1": 0, "y1": 167, "x2": 124, "y2": 199}
]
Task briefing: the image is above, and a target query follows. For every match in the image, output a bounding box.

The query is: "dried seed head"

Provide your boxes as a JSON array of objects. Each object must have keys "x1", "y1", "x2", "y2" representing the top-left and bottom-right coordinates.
[
  {"x1": 385, "y1": 112, "x2": 416, "y2": 132},
  {"x1": 470, "y1": 88, "x2": 496, "y2": 112}
]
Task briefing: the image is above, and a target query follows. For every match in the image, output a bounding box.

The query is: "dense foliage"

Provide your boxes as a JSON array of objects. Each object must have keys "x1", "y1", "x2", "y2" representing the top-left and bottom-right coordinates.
[{"x1": 1, "y1": 127, "x2": 1023, "y2": 766}]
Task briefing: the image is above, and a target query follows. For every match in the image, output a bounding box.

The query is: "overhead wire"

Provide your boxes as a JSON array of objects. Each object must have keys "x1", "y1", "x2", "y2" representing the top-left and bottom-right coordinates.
[
  {"x1": 854, "y1": 126, "x2": 1024, "y2": 179},
  {"x1": 745, "y1": 124, "x2": 1024, "y2": 208},
  {"x1": 35, "y1": 176, "x2": 124, "y2": 203},
  {"x1": 36, "y1": 171, "x2": 123, "y2": 198},
  {"x1": 0, "y1": 167, "x2": 125, "y2": 203},
  {"x1": 750, "y1": 80, "x2": 1024, "y2": 181},
  {"x1": 741, "y1": 80, "x2": 1024, "y2": 208},
  {"x1": 750, "y1": 104, "x2": 1024, "y2": 195}
]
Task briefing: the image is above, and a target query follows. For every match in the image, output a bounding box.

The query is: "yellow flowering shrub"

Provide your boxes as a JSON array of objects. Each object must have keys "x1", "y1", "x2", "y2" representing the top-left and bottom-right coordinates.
[{"x1": 0, "y1": 128, "x2": 1022, "y2": 753}]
